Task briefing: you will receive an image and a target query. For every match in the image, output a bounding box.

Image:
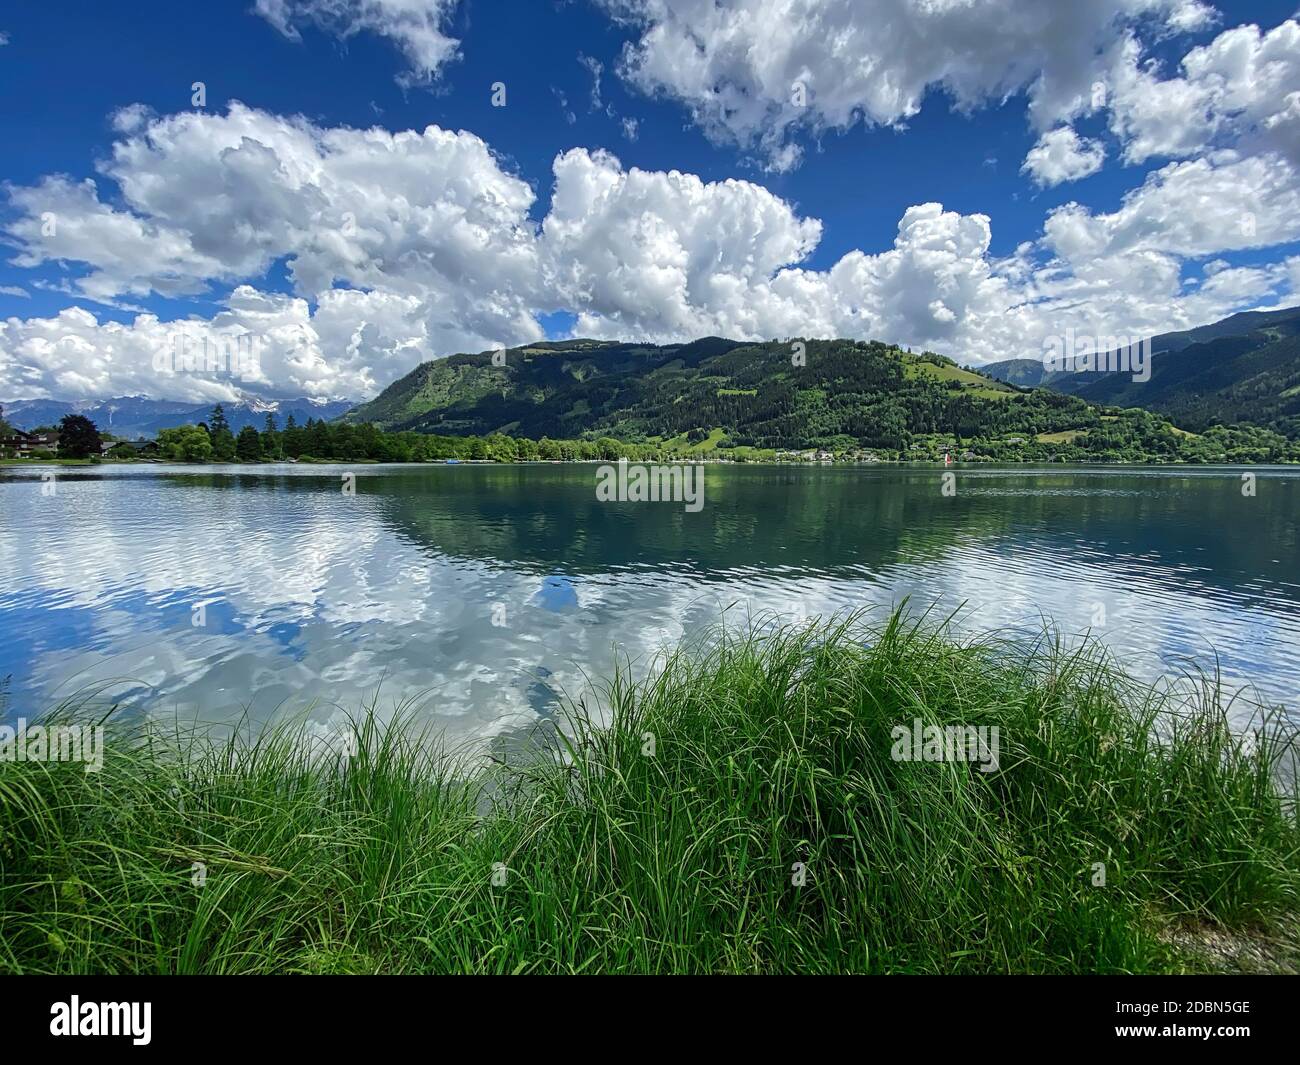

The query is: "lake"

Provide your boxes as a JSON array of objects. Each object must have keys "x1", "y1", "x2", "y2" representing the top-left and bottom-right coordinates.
[{"x1": 2, "y1": 463, "x2": 1298, "y2": 742}]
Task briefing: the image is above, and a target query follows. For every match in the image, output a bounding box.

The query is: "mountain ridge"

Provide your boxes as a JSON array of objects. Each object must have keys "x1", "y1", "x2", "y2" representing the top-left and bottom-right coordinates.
[
  {"x1": 1, "y1": 395, "x2": 355, "y2": 438},
  {"x1": 980, "y1": 305, "x2": 1300, "y2": 393},
  {"x1": 340, "y1": 335, "x2": 1111, "y2": 451}
]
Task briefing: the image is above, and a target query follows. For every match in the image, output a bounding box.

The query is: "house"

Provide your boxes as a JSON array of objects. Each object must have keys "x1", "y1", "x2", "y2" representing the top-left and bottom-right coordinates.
[
  {"x1": 105, "y1": 438, "x2": 160, "y2": 457},
  {"x1": 1, "y1": 429, "x2": 58, "y2": 456}
]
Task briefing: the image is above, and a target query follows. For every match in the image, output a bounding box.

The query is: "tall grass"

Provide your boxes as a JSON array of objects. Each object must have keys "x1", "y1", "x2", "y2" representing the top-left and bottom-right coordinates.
[{"x1": 1, "y1": 609, "x2": 1297, "y2": 974}]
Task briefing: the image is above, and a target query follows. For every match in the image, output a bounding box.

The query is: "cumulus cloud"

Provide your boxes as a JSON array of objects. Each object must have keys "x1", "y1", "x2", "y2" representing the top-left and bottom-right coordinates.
[
  {"x1": 1022, "y1": 127, "x2": 1107, "y2": 186},
  {"x1": 1103, "y1": 19, "x2": 1300, "y2": 167},
  {"x1": 1044, "y1": 151, "x2": 1300, "y2": 262},
  {"x1": 598, "y1": 0, "x2": 1210, "y2": 170},
  {"x1": 6, "y1": 104, "x2": 544, "y2": 337},
  {"x1": 254, "y1": 0, "x2": 463, "y2": 84},
  {"x1": 541, "y1": 148, "x2": 822, "y2": 338},
  {"x1": 543, "y1": 162, "x2": 1015, "y2": 348},
  {"x1": 4, "y1": 83, "x2": 1300, "y2": 403},
  {"x1": 2, "y1": 290, "x2": 293, "y2": 403},
  {"x1": 541, "y1": 149, "x2": 1296, "y2": 363}
]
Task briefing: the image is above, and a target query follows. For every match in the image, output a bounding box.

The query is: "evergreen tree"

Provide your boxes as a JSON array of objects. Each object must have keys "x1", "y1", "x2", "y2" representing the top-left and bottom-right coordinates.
[
  {"x1": 261, "y1": 413, "x2": 281, "y2": 460},
  {"x1": 209, "y1": 404, "x2": 236, "y2": 460},
  {"x1": 281, "y1": 413, "x2": 303, "y2": 458},
  {"x1": 307, "y1": 418, "x2": 330, "y2": 458},
  {"x1": 235, "y1": 424, "x2": 263, "y2": 461}
]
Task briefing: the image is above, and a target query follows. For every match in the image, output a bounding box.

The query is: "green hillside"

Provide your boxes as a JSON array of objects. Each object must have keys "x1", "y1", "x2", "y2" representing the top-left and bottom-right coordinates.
[
  {"x1": 1070, "y1": 330, "x2": 1300, "y2": 437},
  {"x1": 336, "y1": 331, "x2": 1300, "y2": 462},
  {"x1": 343, "y1": 338, "x2": 1098, "y2": 452},
  {"x1": 976, "y1": 358, "x2": 1050, "y2": 387},
  {"x1": 981, "y1": 306, "x2": 1300, "y2": 437}
]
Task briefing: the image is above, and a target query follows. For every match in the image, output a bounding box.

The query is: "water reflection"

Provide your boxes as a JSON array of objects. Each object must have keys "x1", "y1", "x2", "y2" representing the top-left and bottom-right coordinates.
[{"x1": 1, "y1": 463, "x2": 1296, "y2": 743}]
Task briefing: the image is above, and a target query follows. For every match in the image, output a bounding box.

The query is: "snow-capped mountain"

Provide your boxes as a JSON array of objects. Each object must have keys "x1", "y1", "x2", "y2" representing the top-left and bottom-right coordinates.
[{"x1": 1, "y1": 396, "x2": 356, "y2": 437}]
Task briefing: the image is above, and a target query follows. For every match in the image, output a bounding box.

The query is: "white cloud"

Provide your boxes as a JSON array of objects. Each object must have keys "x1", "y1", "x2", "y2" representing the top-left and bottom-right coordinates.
[
  {"x1": 254, "y1": 0, "x2": 462, "y2": 84},
  {"x1": 1044, "y1": 151, "x2": 1300, "y2": 262},
  {"x1": 542, "y1": 149, "x2": 1298, "y2": 362},
  {"x1": 598, "y1": 0, "x2": 1209, "y2": 170},
  {"x1": 1098, "y1": 19, "x2": 1300, "y2": 167},
  {"x1": 541, "y1": 147, "x2": 822, "y2": 339},
  {"x1": 0, "y1": 284, "x2": 476, "y2": 403},
  {"x1": 1022, "y1": 127, "x2": 1107, "y2": 186},
  {"x1": 544, "y1": 167, "x2": 1016, "y2": 349},
  {"x1": 4, "y1": 89, "x2": 1300, "y2": 403},
  {"x1": 6, "y1": 104, "x2": 544, "y2": 338},
  {"x1": 7, "y1": 176, "x2": 232, "y2": 301}
]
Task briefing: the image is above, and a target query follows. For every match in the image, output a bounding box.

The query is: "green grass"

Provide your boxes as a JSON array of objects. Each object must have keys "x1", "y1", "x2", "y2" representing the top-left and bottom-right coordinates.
[
  {"x1": 904, "y1": 357, "x2": 1015, "y2": 393},
  {"x1": 2, "y1": 609, "x2": 1297, "y2": 974},
  {"x1": 659, "y1": 427, "x2": 730, "y2": 454}
]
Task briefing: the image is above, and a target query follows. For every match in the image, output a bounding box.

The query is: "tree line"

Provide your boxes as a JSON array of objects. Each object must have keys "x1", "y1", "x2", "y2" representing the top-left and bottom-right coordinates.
[{"x1": 155, "y1": 405, "x2": 679, "y2": 463}]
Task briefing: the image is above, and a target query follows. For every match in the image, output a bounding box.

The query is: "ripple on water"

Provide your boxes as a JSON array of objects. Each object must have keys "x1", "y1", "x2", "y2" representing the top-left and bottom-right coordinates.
[{"x1": 1, "y1": 464, "x2": 1297, "y2": 738}]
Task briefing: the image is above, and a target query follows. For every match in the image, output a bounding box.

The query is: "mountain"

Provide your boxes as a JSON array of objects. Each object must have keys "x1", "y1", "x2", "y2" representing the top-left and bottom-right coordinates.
[
  {"x1": 978, "y1": 305, "x2": 1300, "y2": 436},
  {"x1": 977, "y1": 358, "x2": 1049, "y2": 387},
  {"x1": 340, "y1": 336, "x2": 1115, "y2": 450},
  {"x1": 1064, "y1": 328, "x2": 1300, "y2": 437},
  {"x1": 1, "y1": 396, "x2": 354, "y2": 437}
]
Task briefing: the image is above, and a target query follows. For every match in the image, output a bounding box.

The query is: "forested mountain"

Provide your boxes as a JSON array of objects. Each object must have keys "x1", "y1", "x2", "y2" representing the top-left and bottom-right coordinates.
[
  {"x1": 343, "y1": 337, "x2": 1105, "y2": 451},
  {"x1": 980, "y1": 306, "x2": 1300, "y2": 435},
  {"x1": 1066, "y1": 329, "x2": 1300, "y2": 437}
]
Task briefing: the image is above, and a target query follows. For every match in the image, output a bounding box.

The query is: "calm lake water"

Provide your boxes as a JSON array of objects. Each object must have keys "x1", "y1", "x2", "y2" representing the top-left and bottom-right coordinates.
[{"x1": 2, "y1": 463, "x2": 1298, "y2": 742}]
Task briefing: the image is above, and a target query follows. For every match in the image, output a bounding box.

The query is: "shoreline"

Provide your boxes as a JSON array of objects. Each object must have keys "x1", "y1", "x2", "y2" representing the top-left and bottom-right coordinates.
[{"x1": 5, "y1": 456, "x2": 1299, "y2": 469}]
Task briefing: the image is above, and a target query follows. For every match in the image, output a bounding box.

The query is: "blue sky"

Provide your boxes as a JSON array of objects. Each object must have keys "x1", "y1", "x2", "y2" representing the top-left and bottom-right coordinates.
[{"x1": 1, "y1": 0, "x2": 1298, "y2": 402}]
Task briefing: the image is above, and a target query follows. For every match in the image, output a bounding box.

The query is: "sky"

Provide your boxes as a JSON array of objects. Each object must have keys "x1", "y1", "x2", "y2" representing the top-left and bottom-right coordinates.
[{"x1": 1, "y1": 0, "x2": 1298, "y2": 405}]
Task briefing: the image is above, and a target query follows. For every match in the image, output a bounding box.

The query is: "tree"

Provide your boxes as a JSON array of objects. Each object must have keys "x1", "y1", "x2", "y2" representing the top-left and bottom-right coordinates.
[
  {"x1": 208, "y1": 404, "x2": 236, "y2": 460},
  {"x1": 281, "y1": 413, "x2": 304, "y2": 458},
  {"x1": 261, "y1": 413, "x2": 281, "y2": 460},
  {"x1": 236, "y1": 424, "x2": 263, "y2": 461},
  {"x1": 355, "y1": 422, "x2": 381, "y2": 459},
  {"x1": 58, "y1": 414, "x2": 102, "y2": 458},
  {"x1": 157, "y1": 424, "x2": 212, "y2": 462},
  {"x1": 307, "y1": 418, "x2": 331, "y2": 458}
]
